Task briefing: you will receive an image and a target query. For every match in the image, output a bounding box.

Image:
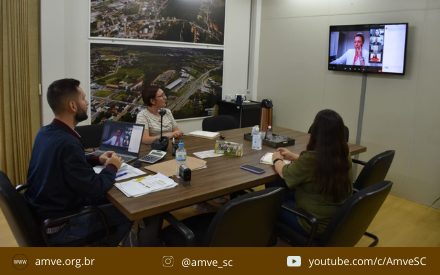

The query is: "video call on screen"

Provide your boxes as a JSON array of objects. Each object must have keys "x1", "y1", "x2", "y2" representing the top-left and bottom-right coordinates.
[{"x1": 328, "y1": 23, "x2": 407, "y2": 74}]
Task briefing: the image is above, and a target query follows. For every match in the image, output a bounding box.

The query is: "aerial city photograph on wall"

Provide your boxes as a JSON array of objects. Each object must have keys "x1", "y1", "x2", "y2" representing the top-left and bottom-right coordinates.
[
  {"x1": 90, "y1": 0, "x2": 226, "y2": 45},
  {"x1": 90, "y1": 43, "x2": 223, "y2": 124}
]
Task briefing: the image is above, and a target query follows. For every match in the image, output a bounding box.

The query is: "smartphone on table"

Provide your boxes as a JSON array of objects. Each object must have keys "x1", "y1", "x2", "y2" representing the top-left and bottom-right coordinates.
[{"x1": 240, "y1": 165, "x2": 266, "y2": 174}]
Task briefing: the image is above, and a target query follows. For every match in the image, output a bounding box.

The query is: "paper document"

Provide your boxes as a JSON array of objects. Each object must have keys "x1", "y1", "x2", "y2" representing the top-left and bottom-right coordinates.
[
  {"x1": 193, "y1": 150, "x2": 223, "y2": 159},
  {"x1": 260, "y1": 152, "x2": 291, "y2": 165},
  {"x1": 115, "y1": 173, "x2": 178, "y2": 197},
  {"x1": 93, "y1": 163, "x2": 147, "y2": 181},
  {"x1": 188, "y1": 130, "x2": 220, "y2": 139}
]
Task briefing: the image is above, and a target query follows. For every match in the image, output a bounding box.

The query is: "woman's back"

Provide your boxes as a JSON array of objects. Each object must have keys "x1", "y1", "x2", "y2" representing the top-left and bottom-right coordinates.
[{"x1": 282, "y1": 150, "x2": 353, "y2": 235}]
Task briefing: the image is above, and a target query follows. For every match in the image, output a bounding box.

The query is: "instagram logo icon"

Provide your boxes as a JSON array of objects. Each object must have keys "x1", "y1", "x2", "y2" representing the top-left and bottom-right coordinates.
[{"x1": 162, "y1": 256, "x2": 174, "y2": 267}]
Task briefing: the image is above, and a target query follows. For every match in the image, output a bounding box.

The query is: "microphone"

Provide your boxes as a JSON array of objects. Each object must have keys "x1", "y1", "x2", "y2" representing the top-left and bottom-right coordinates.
[
  {"x1": 151, "y1": 108, "x2": 169, "y2": 151},
  {"x1": 158, "y1": 108, "x2": 166, "y2": 142}
]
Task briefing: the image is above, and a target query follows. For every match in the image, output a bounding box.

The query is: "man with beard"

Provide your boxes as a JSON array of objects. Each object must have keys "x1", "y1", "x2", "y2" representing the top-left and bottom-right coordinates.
[{"x1": 24, "y1": 78, "x2": 132, "y2": 246}]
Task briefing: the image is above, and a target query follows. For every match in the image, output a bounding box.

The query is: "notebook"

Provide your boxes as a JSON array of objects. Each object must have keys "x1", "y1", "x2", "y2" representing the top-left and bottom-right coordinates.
[{"x1": 86, "y1": 120, "x2": 145, "y2": 163}]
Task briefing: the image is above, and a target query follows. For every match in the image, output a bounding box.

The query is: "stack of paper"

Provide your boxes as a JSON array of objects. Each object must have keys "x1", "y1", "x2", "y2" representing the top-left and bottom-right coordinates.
[
  {"x1": 260, "y1": 152, "x2": 292, "y2": 165},
  {"x1": 115, "y1": 173, "x2": 178, "y2": 197},
  {"x1": 193, "y1": 150, "x2": 224, "y2": 159},
  {"x1": 93, "y1": 163, "x2": 147, "y2": 181},
  {"x1": 188, "y1": 130, "x2": 220, "y2": 139}
]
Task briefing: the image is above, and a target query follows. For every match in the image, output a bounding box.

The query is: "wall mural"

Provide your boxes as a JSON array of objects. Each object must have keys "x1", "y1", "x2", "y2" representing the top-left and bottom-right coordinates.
[
  {"x1": 90, "y1": 43, "x2": 223, "y2": 124},
  {"x1": 90, "y1": 0, "x2": 225, "y2": 45}
]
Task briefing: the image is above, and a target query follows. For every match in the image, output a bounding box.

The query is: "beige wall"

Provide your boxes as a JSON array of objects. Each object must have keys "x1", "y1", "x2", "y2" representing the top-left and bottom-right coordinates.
[{"x1": 257, "y1": 0, "x2": 440, "y2": 207}]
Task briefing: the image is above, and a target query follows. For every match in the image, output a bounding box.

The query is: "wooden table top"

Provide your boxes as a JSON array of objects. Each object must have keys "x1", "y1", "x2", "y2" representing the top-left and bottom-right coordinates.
[{"x1": 106, "y1": 126, "x2": 366, "y2": 220}]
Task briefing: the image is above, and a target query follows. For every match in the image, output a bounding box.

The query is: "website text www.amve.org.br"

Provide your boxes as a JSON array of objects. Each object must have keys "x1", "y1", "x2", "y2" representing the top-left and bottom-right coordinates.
[
  {"x1": 13, "y1": 256, "x2": 95, "y2": 269},
  {"x1": 307, "y1": 257, "x2": 426, "y2": 268}
]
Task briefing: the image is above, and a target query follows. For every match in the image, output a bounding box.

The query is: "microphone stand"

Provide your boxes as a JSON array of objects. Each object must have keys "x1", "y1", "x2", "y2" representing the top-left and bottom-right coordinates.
[{"x1": 151, "y1": 108, "x2": 169, "y2": 151}]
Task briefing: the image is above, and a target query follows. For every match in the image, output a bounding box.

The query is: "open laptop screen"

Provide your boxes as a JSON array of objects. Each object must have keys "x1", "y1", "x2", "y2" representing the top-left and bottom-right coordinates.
[{"x1": 99, "y1": 120, "x2": 144, "y2": 155}]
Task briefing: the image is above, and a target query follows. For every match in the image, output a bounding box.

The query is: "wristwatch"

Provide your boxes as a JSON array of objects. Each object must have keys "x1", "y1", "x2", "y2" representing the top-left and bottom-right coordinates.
[{"x1": 273, "y1": 158, "x2": 283, "y2": 165}]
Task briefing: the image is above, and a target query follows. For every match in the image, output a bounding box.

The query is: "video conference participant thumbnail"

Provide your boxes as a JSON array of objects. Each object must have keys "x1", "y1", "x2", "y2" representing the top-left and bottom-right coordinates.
[{"x1": 370, "y1": 29, "x2": 383, "y2": 45}]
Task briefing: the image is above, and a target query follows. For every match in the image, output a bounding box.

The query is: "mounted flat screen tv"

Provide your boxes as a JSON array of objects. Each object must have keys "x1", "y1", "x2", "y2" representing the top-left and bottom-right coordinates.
[{"x1": 328, "y1": 23, "x2": 408, "y2": 75}]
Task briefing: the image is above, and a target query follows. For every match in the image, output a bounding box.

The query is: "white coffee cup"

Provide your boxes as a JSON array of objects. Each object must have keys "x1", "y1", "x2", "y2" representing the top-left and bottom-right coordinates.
[{"x1": 225, "y1": 94, "x2": 232, "y2": 101}]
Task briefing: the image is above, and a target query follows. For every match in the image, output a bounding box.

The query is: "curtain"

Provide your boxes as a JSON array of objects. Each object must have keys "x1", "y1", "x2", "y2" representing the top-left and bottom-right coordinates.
[{"x1": 0, "y1": 0, "x2": 41, "y2": 185}]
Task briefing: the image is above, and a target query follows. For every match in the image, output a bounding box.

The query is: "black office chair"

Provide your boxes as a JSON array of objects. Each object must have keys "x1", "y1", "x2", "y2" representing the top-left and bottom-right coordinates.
[
  {"x1": 158, "y1": 187, "x2": 285, "y2": 247},
  {"x1": 202, "y1": 115, "x2": 238, "y2": 132},
  {"x1": 351, "y1": 150, "x2": 395, "y2": 246},
  {"x1": 353, "y1": 150, "x2": 395, "y2": 192},
  {"x1": 0, "y1": 171, "x2": 111, "y2": 247},
  {"x1": 74, "y1": 123, "x2": 105, "y2": 151},
  {"x1": 275, "y1": 181, "x2": 393, "y2": 247},
  {"x1": 308, "y1": 125, "x2": 349, "y2": 142}
]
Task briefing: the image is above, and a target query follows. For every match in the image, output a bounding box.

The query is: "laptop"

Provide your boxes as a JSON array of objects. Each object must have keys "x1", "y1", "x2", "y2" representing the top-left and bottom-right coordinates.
[{"x1": 86, "y1": 120, "x2": 145, "y2": 163}]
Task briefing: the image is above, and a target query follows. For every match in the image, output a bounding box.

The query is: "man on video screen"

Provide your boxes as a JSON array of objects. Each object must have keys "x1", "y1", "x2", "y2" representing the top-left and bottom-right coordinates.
[{"x1": 103, "y1": 128, "x2": 125, "y2": 147}]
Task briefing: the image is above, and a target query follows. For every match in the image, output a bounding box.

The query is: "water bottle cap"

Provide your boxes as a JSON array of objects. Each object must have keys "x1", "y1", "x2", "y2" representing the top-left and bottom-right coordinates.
[{"x1": 178, "y1": 141, "x2": 184, "y2": 147}]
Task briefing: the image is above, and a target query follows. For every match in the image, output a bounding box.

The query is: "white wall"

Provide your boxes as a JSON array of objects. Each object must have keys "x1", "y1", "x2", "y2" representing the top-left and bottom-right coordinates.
[
  {"x1": 41, "y1": 0, "x2": 252, "y2": 133},
  {"x1": 257, "y1": 0, "x2": 440, "y2": 207}
]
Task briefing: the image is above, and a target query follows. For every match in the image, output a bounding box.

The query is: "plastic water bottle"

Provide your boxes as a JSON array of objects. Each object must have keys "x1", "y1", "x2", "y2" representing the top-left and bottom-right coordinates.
[
  {"x1": 252, "y1": 126, "x2": 262, "y2": 150},
  {"x1": 175, "y1": 141, "x2": 186, "y2": 177},
  {"x1": 266, "y1": 125, "x2": 273, "y2": 140}
]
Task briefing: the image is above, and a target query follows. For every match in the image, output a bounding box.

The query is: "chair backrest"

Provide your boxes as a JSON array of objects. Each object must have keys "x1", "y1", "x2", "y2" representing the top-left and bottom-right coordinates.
[
  {"x1": 203, "y1": 187, "x2": 285, "y2": 247},
  {"x1": 202, "y1": 115, "x2": 238, "y2": 132},
  {"x1": 319, "y1": 181, "x2": 392, "y2": 247},
  {"x1": 354, "y1": 150, "x2": 395, "y2": 190},
  {"x1": 0, "y1": 171, "x2": 47, "y2": 247},
  {"x1": 74, "y1": 124, "x2": 105, "y2": 149},
  {"x1": 308, "y1": 125, "x2": 349, "y2": 142}
]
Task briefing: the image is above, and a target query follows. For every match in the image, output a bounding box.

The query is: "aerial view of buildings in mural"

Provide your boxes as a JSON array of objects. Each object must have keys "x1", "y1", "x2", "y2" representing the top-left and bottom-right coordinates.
[
  {"x1": 90, "y1": 43, "x2": 223, "y2": 124},
  {"x1": 90, "y1": 0, "x2": 225, "y2": 45}
]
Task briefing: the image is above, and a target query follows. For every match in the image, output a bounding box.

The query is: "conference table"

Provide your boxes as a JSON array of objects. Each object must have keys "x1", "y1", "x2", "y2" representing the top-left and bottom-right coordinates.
[{"x1": 106, "y1": 126, "x2": 366, "y2": 222}]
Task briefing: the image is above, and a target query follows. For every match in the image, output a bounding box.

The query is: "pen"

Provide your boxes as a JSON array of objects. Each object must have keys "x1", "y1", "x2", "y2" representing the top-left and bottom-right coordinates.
[{"x1": 116, "y1": 172, "x2": 127, "y2": 178}]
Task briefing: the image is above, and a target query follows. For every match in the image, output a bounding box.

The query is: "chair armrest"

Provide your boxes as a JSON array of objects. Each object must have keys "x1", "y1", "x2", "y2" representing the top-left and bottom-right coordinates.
[
  {"x1": 41, "y1": 206, "x2": 110, "y2": 246},
  {"x1": 16, "y1": 183, "x2": 28, "y2": 192},
  {"x1": 281, "y1": 203, "x2": 318, "y2": 247},
  {"x1": 161, "y1": 212, "x2": 196, "y2": 247},
  {"x1": 352, "y1": 159, "x2": 367, "y2": 166}
]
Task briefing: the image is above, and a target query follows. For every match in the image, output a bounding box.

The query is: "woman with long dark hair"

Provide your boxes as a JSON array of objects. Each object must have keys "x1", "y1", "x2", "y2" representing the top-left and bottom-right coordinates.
[{"x1": 271, "y1": 109, "x2": 353, "y2": 236}]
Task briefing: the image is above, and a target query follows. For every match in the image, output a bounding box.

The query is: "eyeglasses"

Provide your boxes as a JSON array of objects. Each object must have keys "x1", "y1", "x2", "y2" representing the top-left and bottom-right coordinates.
[{"x1": 156, "y1": 93, "x2": 166, "y2": 98}]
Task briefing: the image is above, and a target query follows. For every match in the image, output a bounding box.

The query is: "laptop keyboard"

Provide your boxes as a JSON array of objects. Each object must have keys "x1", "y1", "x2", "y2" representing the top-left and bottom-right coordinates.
[
  {"x1": 87, "y1": 152, "x2": 134, "y2": 163},
  {"x1": 120, "y1": 155, "x2": 135, "y2": 163}
]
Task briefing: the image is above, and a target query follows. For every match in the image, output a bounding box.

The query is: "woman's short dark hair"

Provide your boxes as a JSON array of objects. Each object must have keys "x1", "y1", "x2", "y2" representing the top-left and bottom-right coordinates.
[
  {"x1": 307, "y1": 109, "x2": 351, "y2": 202},
  {"x1": 354, "y1": 33, "x2": 365, "y2": 43},
  {"x1": 141, "y1": 85, "x2": 161, "y2": 107},
  {"x1": 47, "y1": 78, "x2": 81, "y2": 115}
]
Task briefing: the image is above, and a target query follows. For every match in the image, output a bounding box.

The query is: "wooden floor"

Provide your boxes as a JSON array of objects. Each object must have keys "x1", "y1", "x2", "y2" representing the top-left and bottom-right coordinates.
[{"x1": 1, "y1": 193, "x2": 439, "y2": 247}]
